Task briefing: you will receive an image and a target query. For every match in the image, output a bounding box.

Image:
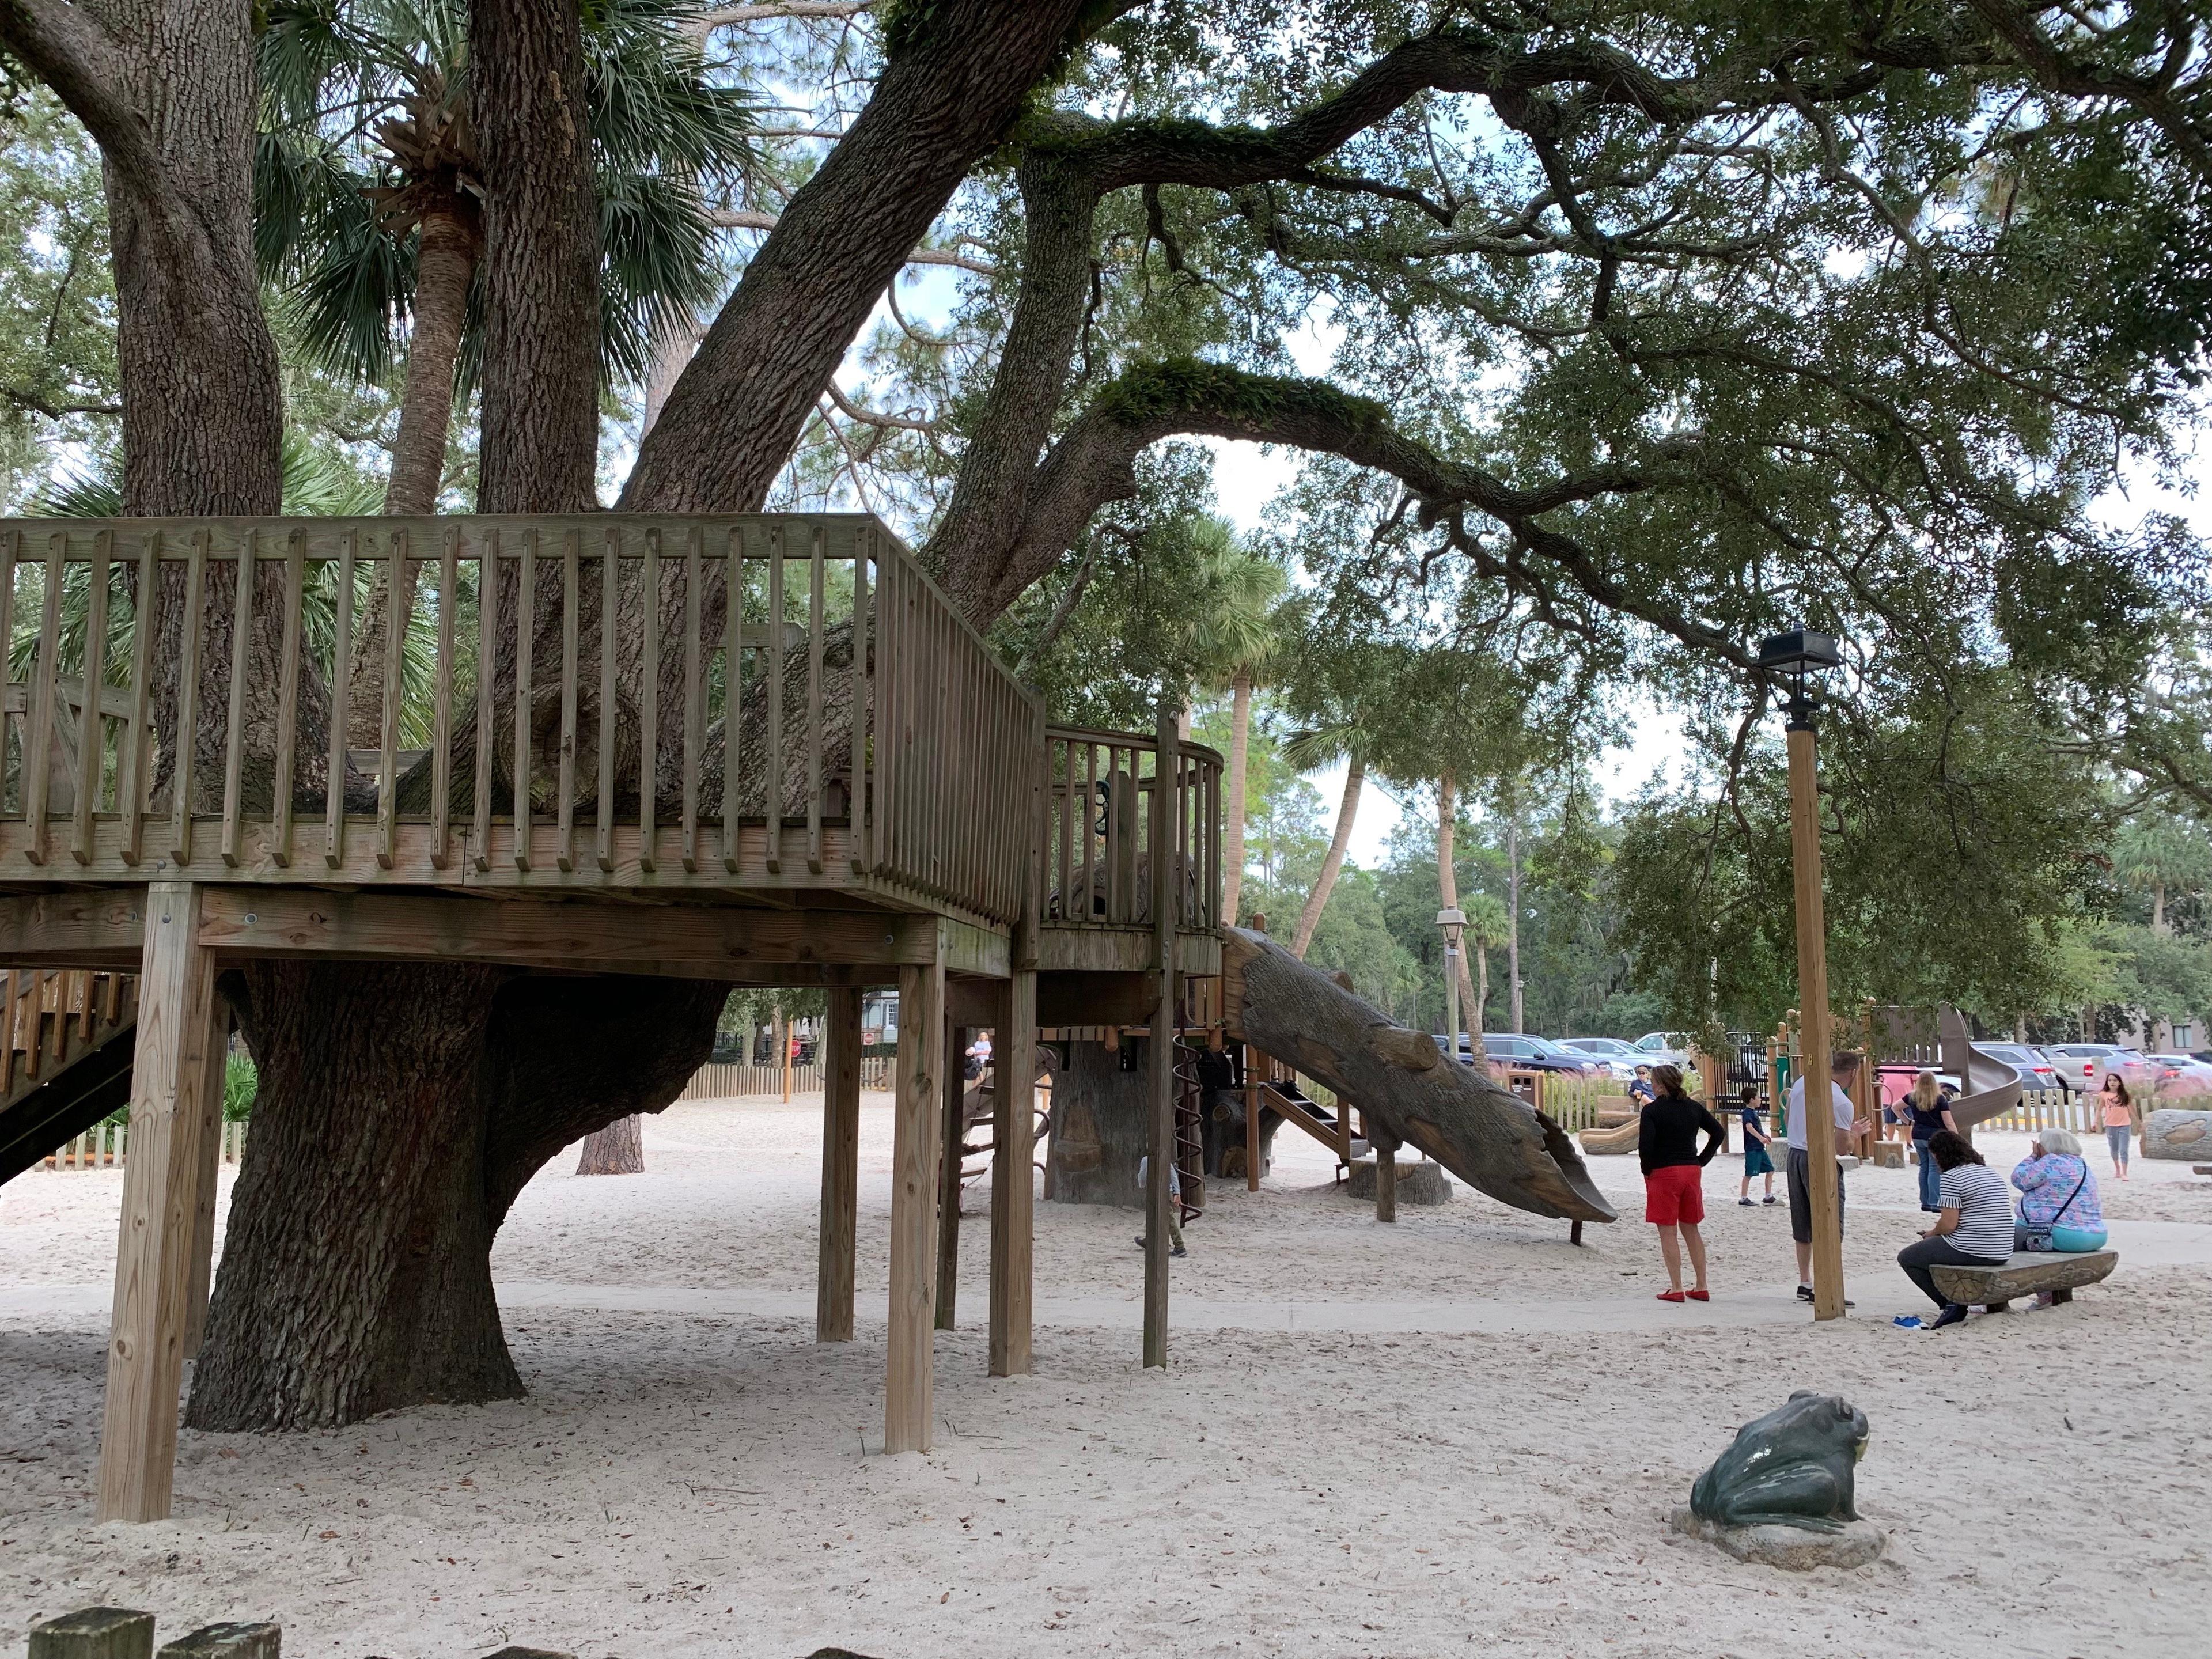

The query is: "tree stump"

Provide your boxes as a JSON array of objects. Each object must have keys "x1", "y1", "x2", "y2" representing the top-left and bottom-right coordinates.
[{"x1": 575, "y1": 1113, "x2": 643, "y2": 1176}]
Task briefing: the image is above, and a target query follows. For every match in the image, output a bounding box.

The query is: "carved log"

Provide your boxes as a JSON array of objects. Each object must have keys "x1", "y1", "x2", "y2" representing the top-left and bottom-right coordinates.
[{"x1": 1224, "y1": 927, "x2": 1614, "y2": 1224}]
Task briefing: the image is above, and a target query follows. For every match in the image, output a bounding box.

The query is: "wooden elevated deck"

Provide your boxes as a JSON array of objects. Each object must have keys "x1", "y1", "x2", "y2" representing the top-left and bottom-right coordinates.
[{"x1": 0, "y1": 512, "x2": 1223, "y2": 1521}]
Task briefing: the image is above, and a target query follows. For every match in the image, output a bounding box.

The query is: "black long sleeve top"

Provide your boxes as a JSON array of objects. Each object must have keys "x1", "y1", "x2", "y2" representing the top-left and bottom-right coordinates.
[{"x1": 1638, "y1": 1093, "x2": 1728, "y2": 1176}]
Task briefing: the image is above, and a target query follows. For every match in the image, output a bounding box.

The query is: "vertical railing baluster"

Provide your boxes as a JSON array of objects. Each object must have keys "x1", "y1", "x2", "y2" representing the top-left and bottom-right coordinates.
[
  {"x1": 168, "y1": 532, "x2": 206, "y2": 866},
  {"x1": 764, "y1": 523, "x2": 785, "y2": 874},
  {"x1": 806, "y1": 524, "x2": 826, "y2": 875},
  {"x1": 121, "y1": 531, "x2": 158, "y2": 863},
  {"x1": 0, "y1": 530, "x2": 14, "y2": 819},
  {"x1": 558, "y1": 528, "x2": 579, "y2": 873},
  {"x1": 430, "y1": 526, "x2": 457, "y2": 869},
  {"x1": 638, "y1": 526, "x2": 659, "y2": 872},
  {"x1": 512, "y1": 528, "x2": 534, "y2": 872},
  {"x1": 325, "y1": 528, "x2": 355, "y2": 869},
  {"x1": 268, "y1": 528, "x2": 304, "y2": 868},
  {"x1": 378, "y1": 528, "x2": 411, "y2": 871},
  {"x1": 597, "y1": 527, "x2": 618, "y2": 873},
  {"x1": 70, "y1": 527, "x2": 111, "y2": 866},
  {"x1": 219, "y1": 527, "x2": 255, "y2": 869},
  {"x1": 848, "y1": 528, "x2": 870, "y2": 876},
  {"x1": 681, "y1": 524, "x2": 702, "y2": 873},
  {"x1": 24, "y1": 530, "x2": 64, "y2": 865},
  {"x1": 472, "y1": 528, "x2": 498, "y2": 872},
  {"x1": 721, "y1": 524, "x2": 743, "y2": 874}
]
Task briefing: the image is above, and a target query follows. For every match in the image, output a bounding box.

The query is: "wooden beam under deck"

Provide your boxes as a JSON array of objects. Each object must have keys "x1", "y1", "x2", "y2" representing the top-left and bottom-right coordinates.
[{"x1": 0, "y1": 889, "x2": 1014, "y2": 981}]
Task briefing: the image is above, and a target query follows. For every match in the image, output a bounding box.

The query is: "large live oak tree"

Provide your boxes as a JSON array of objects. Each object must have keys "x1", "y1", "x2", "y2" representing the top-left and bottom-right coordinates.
[{"x1": 3, "y1": 0, "x2": 2204, "y2": 1426}]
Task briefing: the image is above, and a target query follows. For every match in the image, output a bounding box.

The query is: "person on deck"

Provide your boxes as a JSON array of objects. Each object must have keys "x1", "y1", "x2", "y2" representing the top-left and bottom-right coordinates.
[
  {"x1": 1787, "y1": 1050, "x2": 1874, "y2": 1305},
  {"x1": 1896, "y1": 1130, "x2": 2014, "y2": 1328},
  {"x1": 1639, "y1": 1063, "x2": 1726, "y2": 1303},
  {"x1": 1737, "y1": 1093, "x2": 1777, "y2": 1207},
  {"x1": 1903, "y1": 1069, "x2": 1959, "y2": 1213},
  {"x1": 2096, "y1": 1074, "x2": 2138, "y2": 1181}
]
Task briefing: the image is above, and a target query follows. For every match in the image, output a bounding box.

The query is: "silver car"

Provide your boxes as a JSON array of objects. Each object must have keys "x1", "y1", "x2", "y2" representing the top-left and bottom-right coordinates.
[
  {"x1": 1558, "y1": 1037, "x2": 1642, "y2": 1081},
  {"x1": 2042, "y1": 1043, "x2": 2156, "y2": 1097}
]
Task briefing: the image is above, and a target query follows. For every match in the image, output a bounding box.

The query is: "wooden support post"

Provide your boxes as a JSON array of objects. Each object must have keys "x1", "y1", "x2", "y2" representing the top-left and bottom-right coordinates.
[
  {"x1": 816, "y1": 986, "x2": 862, "y2": 1344},
  {"x1": 989, "y1": 967, "x2": 1037, "y2": 1377},
  {"x1": 97, "y1": 880, "x2": 224, "y2": 1523},
  {"x1": 935, "y1": 1018, "x2": 966, "y2": 1331},
  {"x1": 1373, "y1": 1124, "x2": 1398, "y2": 1222},
  {"x1": 29, "y1": 1608, "x2": 155, "y2": 1659},
  {"x1": 1786, "y1": 725, "x2": 1847, "y2": 1321},
  {"x1": 1143, "y1": 701, "x2": 1176, "y2": 1371},
  {"x1": 884, "y1": 935, "x2": 945, "y2": 1453}
]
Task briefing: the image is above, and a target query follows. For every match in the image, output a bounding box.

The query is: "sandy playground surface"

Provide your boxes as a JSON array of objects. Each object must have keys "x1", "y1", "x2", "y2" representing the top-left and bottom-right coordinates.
[{"x1": 5, "y1": 1097, "x2": 2210, "y2": 1658}]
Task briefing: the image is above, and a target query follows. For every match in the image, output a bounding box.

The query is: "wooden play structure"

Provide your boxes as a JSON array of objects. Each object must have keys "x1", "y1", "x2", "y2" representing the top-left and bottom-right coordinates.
[{"x1": 0, "y1": 510, "x2": 1613, "y2": 1526}]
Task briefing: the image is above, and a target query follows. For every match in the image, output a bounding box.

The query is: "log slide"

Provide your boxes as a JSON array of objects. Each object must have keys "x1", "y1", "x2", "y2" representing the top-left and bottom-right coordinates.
[{"x1": 1224, "y1": 927, "x2": 1615, "y2": 1225}]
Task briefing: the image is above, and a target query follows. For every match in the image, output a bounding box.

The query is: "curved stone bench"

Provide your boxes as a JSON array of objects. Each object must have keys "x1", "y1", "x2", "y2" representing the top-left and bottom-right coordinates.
[{"x1": 1930, "y1": 1249, "x2": 2117, "y2": 1310}]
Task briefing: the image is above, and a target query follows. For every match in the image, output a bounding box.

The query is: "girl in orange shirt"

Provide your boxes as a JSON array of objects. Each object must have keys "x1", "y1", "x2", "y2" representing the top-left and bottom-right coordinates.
[{"x1": 2097, "y1": 1074, "x2": 2137, "y2": 1181}]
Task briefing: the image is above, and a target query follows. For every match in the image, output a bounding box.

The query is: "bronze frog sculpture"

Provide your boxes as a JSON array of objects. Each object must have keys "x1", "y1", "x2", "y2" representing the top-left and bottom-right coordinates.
[{"x1": 1690, "y1": 1391, "x2": 1869, "y2": 1533}]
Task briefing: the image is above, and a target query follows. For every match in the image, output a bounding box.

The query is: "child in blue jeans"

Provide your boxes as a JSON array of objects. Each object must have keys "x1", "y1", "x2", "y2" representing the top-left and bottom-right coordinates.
[{"x1": 1738, "y1": 1094, "x2": 1777, "y2": 1206}]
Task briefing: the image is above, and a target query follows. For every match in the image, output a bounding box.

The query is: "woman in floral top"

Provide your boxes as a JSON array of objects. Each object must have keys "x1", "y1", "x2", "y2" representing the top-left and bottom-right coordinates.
[{"x1": 2010, "y1": 1128, "x2": 2102, "y2": 1247}]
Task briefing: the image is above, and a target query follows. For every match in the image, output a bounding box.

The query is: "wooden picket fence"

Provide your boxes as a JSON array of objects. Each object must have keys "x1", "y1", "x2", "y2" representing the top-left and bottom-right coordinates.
[
  {"x1": 43, "y1": 1118, "x2": 249, "y2": 1171},
  {"x1": 678, "y1": 1054, "x2": 895, "y2": 1100},
  {"x1": 1979, "y1": 1088, "x2": 2212, "y2": 1134}
]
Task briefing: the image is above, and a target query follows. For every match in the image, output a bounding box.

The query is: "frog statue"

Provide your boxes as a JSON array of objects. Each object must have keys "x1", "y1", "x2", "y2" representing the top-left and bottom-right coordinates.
[{"x1": 1690, "y1": 1391, "x2": 1869, "y2": 1533}]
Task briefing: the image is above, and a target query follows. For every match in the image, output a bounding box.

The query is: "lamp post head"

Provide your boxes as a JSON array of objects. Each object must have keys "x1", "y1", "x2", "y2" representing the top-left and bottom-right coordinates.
[
  {"x1": 1755, "y1": 627, "x2": 1842, "y2": 732},
  {"x1": 1435, "y1": 906, "x2": 1465, "y2": 949}
]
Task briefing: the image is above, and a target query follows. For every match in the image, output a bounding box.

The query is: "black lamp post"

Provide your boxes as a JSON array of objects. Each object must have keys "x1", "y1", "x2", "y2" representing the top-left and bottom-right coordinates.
[{"x1": 1756, "y1": 627, "x2": 1847, "y2": 1320}]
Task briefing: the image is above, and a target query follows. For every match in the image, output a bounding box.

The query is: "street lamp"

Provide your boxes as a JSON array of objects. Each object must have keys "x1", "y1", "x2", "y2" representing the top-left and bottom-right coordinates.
[
  {"x1": 1436, "y1": 907, "x2": 1466, "y2": 1065},
  {"x1": 1756, "y1": 627, "x2": 1846, "y2": 1322}
]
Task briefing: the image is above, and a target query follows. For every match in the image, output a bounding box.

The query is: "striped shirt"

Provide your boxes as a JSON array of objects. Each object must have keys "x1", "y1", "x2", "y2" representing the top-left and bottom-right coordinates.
[{"x1": 1938, "y1": 1164, "x2": 2014, "y2": 1261}]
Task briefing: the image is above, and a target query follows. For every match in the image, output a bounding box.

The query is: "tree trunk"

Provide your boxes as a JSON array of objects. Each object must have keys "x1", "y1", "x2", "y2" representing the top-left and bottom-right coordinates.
[
  {"x1": 1222, "y1": 672, "x2": 1253, "y2": 926},
  {"x1": 1290, "y1": 756, "x2": 1361, "y2": 959},
  {"x1": 1434, "y1": 773, "x2": 1482, "y2": 1041},
  {"x1": 192, "y1": 967, "x2": 722, "y2": 1428},
  {"x1": 1474, "y1": 935, "x2": 1488, "y2": 1035},
  {"x1": 472, "y1": 0, "x2": 603, "y2": 514},
  {"x1": 1043, "y1": 1037, "x2": 1152, "y2": 1206},
  {"x1": 1507, "y1": 812, "x2": 1524, "y2": 1034},
  {"x1": 346, "y1": 203, "x2": 480, "y2": 747},
  {"x1": 2152, "y1": 882, "x2": 2167, "y2": 934},
  {"x1": 1225, "y1": 927, "x2": 1613, "y2": 1225},
  {"x1": 575, "y1": 1114, "x2": 644, "y2": 1175}
]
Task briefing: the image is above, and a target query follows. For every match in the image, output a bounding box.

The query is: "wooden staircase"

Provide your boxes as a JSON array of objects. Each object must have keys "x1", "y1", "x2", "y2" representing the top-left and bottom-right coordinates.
[{"x1": 0, "y1": 968, "x2": 139, "y2": 1184}]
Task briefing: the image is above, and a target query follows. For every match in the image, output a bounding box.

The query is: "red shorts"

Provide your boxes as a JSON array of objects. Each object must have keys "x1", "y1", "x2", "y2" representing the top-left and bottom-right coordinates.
[{"x1": 1644, "y1": 1164, "x2": 1705, "y2": 1225}]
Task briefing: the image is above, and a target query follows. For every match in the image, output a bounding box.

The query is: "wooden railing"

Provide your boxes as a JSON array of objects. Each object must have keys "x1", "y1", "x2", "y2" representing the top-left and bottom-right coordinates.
[
  {"x1": 1041, "y1": 725, "x2": 1222, "y2": 934},
  {"x1": 0, "y1": 514, "x2": 1040, "y2": 926}
]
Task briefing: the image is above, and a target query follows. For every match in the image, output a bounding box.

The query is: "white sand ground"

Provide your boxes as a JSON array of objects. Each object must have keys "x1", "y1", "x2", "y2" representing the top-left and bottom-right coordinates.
[{"x1": 5, "y1": 1099, "x2": 2209, "y2": 1658}]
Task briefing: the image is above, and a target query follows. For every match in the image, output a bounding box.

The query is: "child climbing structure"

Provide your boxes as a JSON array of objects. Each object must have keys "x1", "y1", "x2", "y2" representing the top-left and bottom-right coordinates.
[{"x1": 0, "y1": 509, "x2": 1610, "y2": 1530}]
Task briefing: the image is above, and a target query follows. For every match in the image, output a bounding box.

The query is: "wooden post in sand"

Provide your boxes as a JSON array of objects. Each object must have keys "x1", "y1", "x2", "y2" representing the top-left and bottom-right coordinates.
[
  {"x1": 1143, "y1": 702, "x2": 1176, "y2": 1370},
  {"x1": 97, "y1": 880, "x2": 225, "y2": 1523},
  {"x1": 935, "y1": 1017, "x2": 966, "y2": 1330},
  {"x1": 989, "y1": 964, "x2": 1036, "y2": 1376},
  {"x1": 1787, "y1": 724, "x2": 1846, "y2": 1322},
  {"x1": 885, "y1": 930, "x2": 946, "y2": 1452},
  {"x1": 816, "y1": 987, "x2": 862, "y2": 1343},
  {"x1": 1373, "y1": 1126, "x2": 1398, "y2": 1222}
]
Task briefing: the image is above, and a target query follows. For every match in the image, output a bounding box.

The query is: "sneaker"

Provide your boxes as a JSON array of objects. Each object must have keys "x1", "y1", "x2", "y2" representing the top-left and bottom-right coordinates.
[
  {"x1": 1762, "y1": 1195, "x2": 1778, "y2": 1206},
  {"x1": 1892, "y1": 1314, "x2": 1923, "y2": 1329},
  {"x1": 1930, "y1": 1302, "x2": 1969, "y2": 1330},
  {"x1": 1171, "y1": 1245, "x2": 1187, "y2": 1258},
  {"x1": 1796, "y1": 1284, "x2": 1816, "y2": 1302},
  {"x1": 1134, "y1": 1236, "x2": 1147, "y2": 1249},
  {"x1": 1738, "y1": 1198, "x2": 1756, "y2": 1207}
]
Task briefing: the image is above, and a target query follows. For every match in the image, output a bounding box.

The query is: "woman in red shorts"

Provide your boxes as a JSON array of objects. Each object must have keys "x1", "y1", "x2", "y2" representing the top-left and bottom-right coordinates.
[{"x1": 1638, "y1": 1063, "x2": 1727, "y2": 1303}]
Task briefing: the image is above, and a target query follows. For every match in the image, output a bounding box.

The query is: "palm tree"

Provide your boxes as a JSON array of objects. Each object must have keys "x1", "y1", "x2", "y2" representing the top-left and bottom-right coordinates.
[
  {"x1": 1435, "y1": 772, "x2": 1484, "y2": 1045},
  {"x1": 1461, "y1": 892, "x2": 1509, "y2": 1037},
  {"x1": 256, "y1": 0, "x2": 757, "y2": 738},
  {"x1": 1281, "y1": 713, "x2": 1373, "y2": 960},
  {"x1": 2115, "y1": 808, "x2": 2212, "y2": 934},
  {"x1": 1180, "y1": 522, "x2": 1285, "y2": 926}
]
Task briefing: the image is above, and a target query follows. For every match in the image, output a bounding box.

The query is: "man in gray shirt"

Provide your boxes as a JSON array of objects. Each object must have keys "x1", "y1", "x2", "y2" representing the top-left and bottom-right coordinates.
[{"x1": 1786, "y1": 1050, "x2": 1873, "y2": 1302}]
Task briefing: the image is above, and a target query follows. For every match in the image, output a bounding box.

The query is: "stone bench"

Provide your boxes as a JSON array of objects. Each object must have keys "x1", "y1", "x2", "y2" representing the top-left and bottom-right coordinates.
[{"x1": 1930, "y1": 1249, "x2": 2118, "y2": 1310}]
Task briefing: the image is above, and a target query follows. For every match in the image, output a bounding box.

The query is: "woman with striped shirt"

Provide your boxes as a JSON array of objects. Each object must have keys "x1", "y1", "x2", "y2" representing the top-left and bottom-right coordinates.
[{"x1": 1894, "y1": 1131, "x2": 2013, "y2": 1330}]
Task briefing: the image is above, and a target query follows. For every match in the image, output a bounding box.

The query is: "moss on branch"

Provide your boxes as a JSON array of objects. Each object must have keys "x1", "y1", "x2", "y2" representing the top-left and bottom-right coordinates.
[{"x1": 1092, "y1": 357, "x2": 1392, "y2": 440}]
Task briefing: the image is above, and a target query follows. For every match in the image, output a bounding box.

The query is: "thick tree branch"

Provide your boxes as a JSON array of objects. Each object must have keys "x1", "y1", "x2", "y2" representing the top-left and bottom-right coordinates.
[{"x1": 2, "y1": 382, "x2": 122, "y2": 418}]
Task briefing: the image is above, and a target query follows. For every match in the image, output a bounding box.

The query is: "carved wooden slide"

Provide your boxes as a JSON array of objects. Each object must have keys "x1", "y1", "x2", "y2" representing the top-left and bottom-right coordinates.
[{"x1": 1224, "y1": 927, "x2": 1615, "y2": 1225}]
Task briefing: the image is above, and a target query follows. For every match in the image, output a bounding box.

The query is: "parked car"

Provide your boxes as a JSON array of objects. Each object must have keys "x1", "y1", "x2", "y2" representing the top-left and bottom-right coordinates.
[
  {"x1": 2041, "y1": 1043, "x2": 2156, "y2": 1097},
  {"x1": 1483, "y1": 1033, "x2": 1603, "y2": 1075},
  {"x1": 1974, "y1": 1041, "x2": 2064, "y2": 1099},
  {"x1": 1557, "y1": 1037, "x2": 1643, "y2": 1080},
  {"x1": 1629, "y1": 1031, "x2": 1691, "y2": 1069},
  {"x1": 2146, "y1": 1053, "x2": 2212, "y2": 1097}
]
